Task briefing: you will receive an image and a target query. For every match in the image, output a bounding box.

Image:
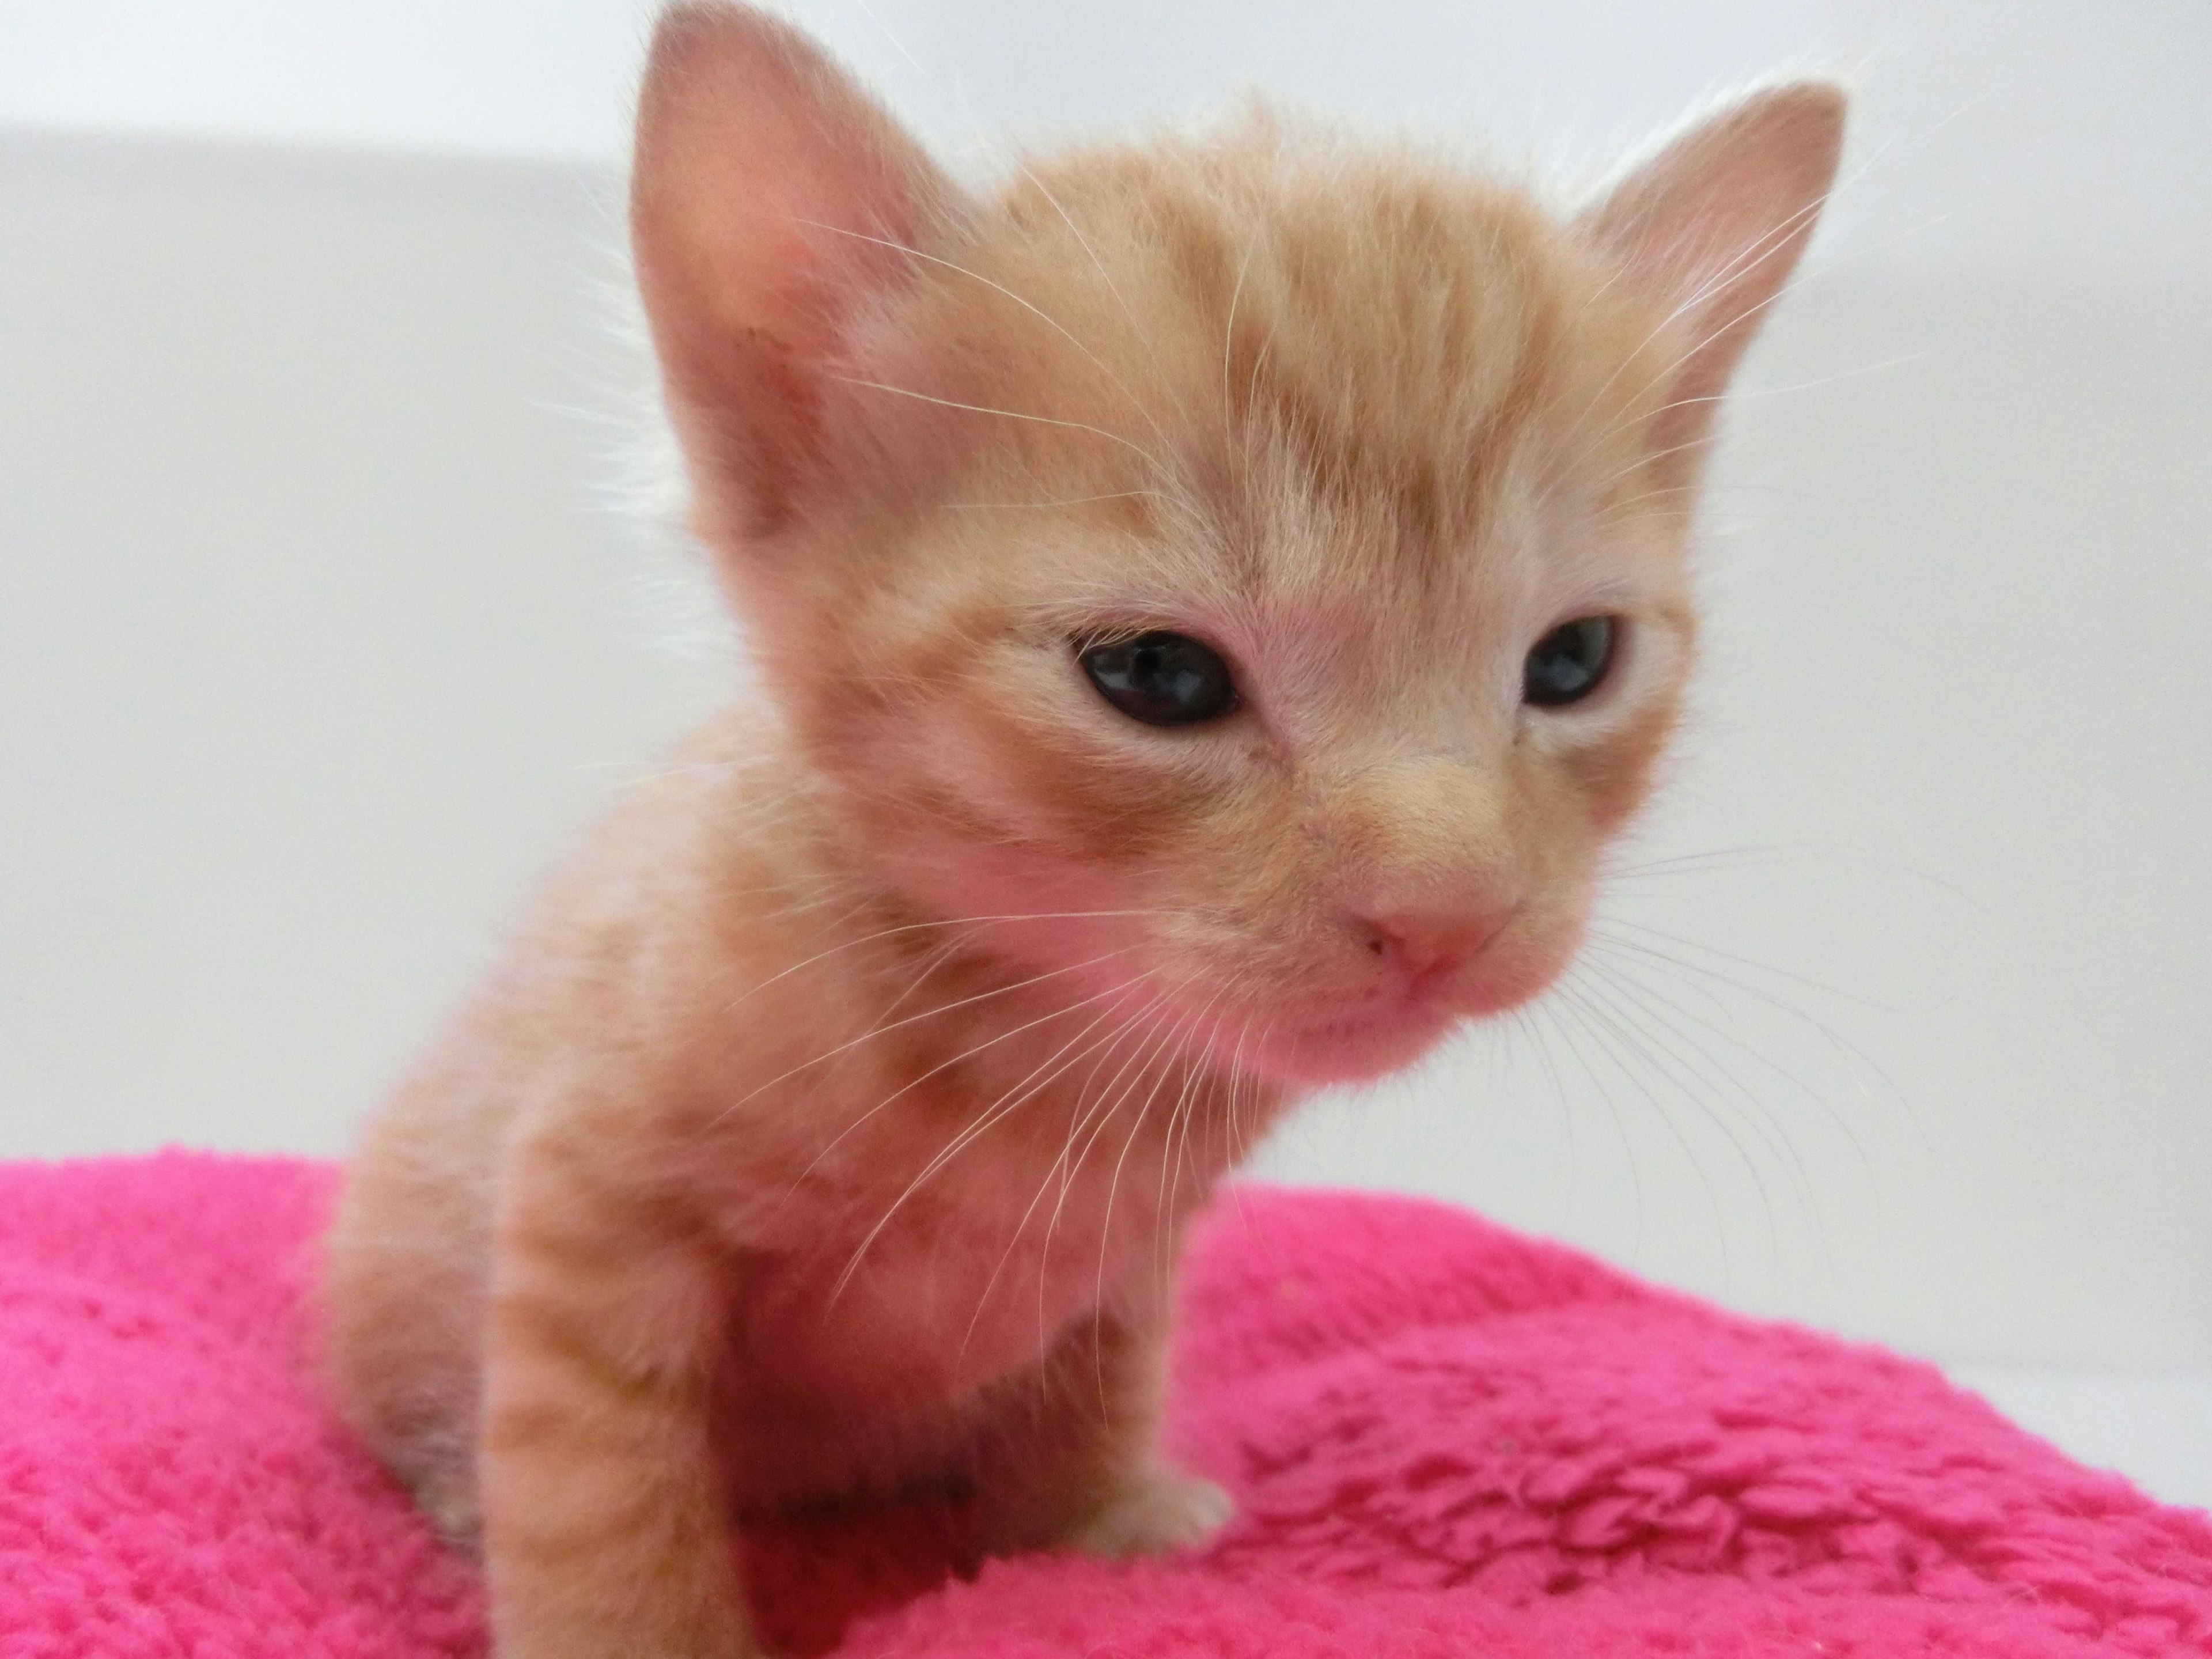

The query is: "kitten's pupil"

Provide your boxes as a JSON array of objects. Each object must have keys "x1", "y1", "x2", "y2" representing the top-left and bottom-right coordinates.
[
  {"x1": 1523, "y1": 616, "x2": 1617, "y2": 707},
  {"x1": 1080, "y1": 631, "x2": 1240, "y2": 726}
]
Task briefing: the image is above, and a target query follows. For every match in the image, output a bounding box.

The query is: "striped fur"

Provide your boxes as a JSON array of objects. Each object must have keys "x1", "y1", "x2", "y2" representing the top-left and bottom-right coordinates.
[{"x1": 321, "y1": 7, "x2": 1843, "y2": 1656}]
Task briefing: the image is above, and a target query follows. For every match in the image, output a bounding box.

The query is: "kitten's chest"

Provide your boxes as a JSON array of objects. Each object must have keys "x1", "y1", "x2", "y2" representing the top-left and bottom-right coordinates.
[
  {"x1": 739, "y1": 1183, "x2": 1168, "y2": 1398},
  {"x1": 724, "y1": 1039, "x2": 1212, "y2": 1398},
  {"x1": 699, "y1": 998, "x2": 1243, "y2": 1501},
  {"x1": 715, "y1": 1185, "x2": 1180, "y2": 1508}
]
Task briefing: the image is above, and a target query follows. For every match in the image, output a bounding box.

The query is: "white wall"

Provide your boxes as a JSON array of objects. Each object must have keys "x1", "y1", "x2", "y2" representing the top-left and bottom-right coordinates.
[
  {"x1": 2, "y1": 3, "x2": 2207, "y2": 1378},
  {"x1": 9, "y1": 1, "x2": 2209, "y2": 278}
]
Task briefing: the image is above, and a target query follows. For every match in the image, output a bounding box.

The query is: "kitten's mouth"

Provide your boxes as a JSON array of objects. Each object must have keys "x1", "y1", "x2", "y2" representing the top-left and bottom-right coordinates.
[
  {"x1": 1215, "y1": 943, "x2": 1557, "y2": 1087},
  {"x1": 1256, "y1": 999, "x2": 1460, "y2": 1092},
  {"x1": 1212, "y1": 991, "x2": 1461, "y2": 1087}
]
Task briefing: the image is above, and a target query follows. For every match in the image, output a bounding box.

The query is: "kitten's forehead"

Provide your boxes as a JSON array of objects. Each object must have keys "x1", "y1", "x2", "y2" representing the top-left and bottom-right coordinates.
[{"x1": 873, "y1": 124, "x2": 1683, "y2": 633}]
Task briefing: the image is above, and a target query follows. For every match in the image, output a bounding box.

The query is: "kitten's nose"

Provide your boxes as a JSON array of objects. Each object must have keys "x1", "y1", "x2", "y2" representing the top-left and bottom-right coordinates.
[{"x1": 1358, "y1": 906, "x2": 1514, "y2": 996}]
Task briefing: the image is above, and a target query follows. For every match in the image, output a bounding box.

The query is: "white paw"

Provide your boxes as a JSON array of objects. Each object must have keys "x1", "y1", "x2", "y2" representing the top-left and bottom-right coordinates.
[
  {"x1": 1068, "y1": 1470, "x2": 1234, "y2": 1558},
  {"x1": 407, "y1": 1463, "x2": 483, "y2": 1548}
]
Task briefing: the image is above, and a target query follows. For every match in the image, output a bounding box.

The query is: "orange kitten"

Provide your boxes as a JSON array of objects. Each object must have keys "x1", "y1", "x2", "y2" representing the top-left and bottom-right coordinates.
[{"x1": 320, "y1": 7, "x2": 1844, "y2": 1656}]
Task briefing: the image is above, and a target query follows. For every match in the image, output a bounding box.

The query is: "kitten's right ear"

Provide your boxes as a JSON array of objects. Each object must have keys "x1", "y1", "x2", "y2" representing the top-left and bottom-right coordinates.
[{"x1": 631, "y1": 3, "x2": 958, "y2": 534}]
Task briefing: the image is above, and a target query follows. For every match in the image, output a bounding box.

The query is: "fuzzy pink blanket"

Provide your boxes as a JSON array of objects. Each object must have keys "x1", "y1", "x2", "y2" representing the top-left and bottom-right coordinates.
[{"x1": 2, "y1": 1154, "x2": 2207, "y2": 1657}]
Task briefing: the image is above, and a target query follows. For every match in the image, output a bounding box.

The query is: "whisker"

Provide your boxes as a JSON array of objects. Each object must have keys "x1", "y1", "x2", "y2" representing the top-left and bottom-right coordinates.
[
  {"x1": 831, "y1": 376, "x2": 1172, "y2": 476},
  {"x1": 1081, "y1": 985, "x2": 1218, "y2": 1334},
  {"x1": 1584, "y1": 932, "x2": 1905, "y2": 1188},
  {"x1": 1570, "y1": 968, "x2": 1786, "y2": 1285},
  {"x1": 1577, "y1": 956, "x2": 1821, "y2": 1241},
  {"x1": 773, "y1": 947, "x2": 1148, "y2": 1188},
  {"x1": 1606, "y1": 843, "x2": 1810, "y2": 880},
  {"x1": 1508, "y1": 1004, "x2": 1581, "y2": 1219},
  {"x1": 942, "y1": 490, "x2": 1176, "y2": 512},
  {"x1": 1009, "y1": 158, "x2": 1194, "y2": 429},
  {"x1": 831, "y1": 969, "x2": 1169, "y2": 1305},
  {"x1": 719, "y1": 907, "x2": 1179, "y2": 1021},
  {"x1": 1147, "y1": 973, "x2": 1253, "y2": 1279},
  {"x1": 1599, "y1": 916, "x2": 1901, "y2": 1013},
  {"x1": 1521, "y1": 988, "x2": 1646, "y2": 1262},
  {"x1": 1086, "y1": 978, "x2": 1241, "y2": 1399},
  {"x1": 955, "y1": 971, "x2": 1194, "y2": 1356},
  {"x1": 1579, "y1": 949, "x2": 1847, "y2": 1282},
  {"x1": 796, "y1": 217, "x2": 1176, "y2": 455},
  {"x1": 1550, "y1": 979, "x2": 1738, "y2": 1288}
]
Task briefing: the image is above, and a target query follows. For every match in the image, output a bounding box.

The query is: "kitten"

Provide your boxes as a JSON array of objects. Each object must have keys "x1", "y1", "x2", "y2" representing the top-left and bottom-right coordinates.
[{"x1": 320, "y1": 6, "x2": 1844, "y2": 1656}]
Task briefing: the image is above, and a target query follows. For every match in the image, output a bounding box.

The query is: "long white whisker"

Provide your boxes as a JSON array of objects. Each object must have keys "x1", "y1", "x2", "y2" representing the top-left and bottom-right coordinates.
[
  {"x1": 1575, "y1": 956, "x2": 1815, "y2": 1243},
  {"x1": 772, "y1": 946, "x2": 1146, "y2": 1180},
  {"x1": 1580, "y1": 950, "x2": 1840, "y2": 1284},
  {"x1": 1551, "y1": 979, "x2": 1736, "y2": 1285},
  {"x1": 828, "y1": 971, "x2": 1168, "y2": 1304},
  {"x1": 1010, "y1": 158, "x2": 1192, "y2": 429},
  {"x1": 954, "y1": 971, "x2": 1195, "y2": 1356},
  {"x1": 1522, "y1": 986, "x2": 1646, "y2": 1262},
  {"x1": 1090, "y1": 975, "x2": 1243, "y2": 1324},
  {"x1": 831, "y1": 376, "x2": 1172, "y2": 475},
  {"x1": 796, "y1": 218, "x2": 1176, "y2": 454},
  {"x1": 1025, "y1": 972, "x2": 1211, "y2": 1349},
  {"x1": 717, "y1": 906, "x2": 1175, "y2": 1022}
]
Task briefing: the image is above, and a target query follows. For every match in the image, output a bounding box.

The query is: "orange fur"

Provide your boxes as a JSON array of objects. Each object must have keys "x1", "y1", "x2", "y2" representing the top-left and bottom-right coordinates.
[{"x1": 320, "y1": 8, "x2": 1843, "y2": 1656}]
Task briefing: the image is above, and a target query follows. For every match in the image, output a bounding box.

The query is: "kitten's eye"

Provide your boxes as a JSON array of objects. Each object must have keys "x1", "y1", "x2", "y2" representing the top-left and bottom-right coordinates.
[
  {"x1": 1523, "y1": 616, "x2": 1618, "y2": 707},
  {"x1": 1078, "y1": 631, "x2": 1240, "y2": 726}
]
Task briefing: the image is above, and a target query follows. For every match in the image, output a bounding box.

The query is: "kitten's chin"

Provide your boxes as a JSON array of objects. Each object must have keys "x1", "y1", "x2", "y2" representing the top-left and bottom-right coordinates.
[
  {"x1": 1232, "y1": 959, "x2": 1567, "y2": 1086},
  {"x1": 1234, "y1": 1002, "x2": 1463, "y2": 1087}
]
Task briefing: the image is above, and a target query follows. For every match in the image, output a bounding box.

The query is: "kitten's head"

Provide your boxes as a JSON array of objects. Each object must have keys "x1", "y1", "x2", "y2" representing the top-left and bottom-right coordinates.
[{"x1": 631, "y1": 3, "x2": 1843, "y2": 1086}]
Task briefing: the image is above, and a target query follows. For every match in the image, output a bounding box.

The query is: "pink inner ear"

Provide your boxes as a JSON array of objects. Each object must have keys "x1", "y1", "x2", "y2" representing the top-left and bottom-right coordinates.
[
  {"x1": 1577, "y1": 84, "x2": 1845, "y2": 453},
  {"x1": 631, "y1": 3, "x2": 954, "y2": 529}
]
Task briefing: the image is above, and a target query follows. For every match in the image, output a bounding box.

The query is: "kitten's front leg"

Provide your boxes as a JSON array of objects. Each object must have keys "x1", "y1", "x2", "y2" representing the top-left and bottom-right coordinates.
[
  {"x1": 481, "y1": 1142, "x2": 755, "y2": 1659},
  {"x1": 971, "y1": 1296, "x2": 1231, "y2": 1562}
]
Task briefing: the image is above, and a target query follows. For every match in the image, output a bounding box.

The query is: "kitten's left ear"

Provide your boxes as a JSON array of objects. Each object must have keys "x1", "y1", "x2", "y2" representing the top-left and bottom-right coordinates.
[
  {"x1": 1577, "y1": 81, "x2": 1846, "y2": 460},
  {"x1": 631, "y1": 2, "x2": 962, "y2": 535}
]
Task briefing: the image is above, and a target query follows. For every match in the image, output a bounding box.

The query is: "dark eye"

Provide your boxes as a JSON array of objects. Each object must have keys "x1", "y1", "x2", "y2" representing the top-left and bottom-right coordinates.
[
  {"x1": 1523, "y1": 616, "x2": 1618, "y2": 707},
  {"x1": 1078, "y1": 630, "x2": 1240, "y2": 726}
]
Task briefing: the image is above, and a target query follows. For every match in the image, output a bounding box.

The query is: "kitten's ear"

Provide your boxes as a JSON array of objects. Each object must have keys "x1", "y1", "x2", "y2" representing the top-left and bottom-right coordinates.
[
  {"x1": 631, "y1": 2, "x2": 959, "y2": 532},
  {"x1": 1577, "y1": 81, "x2": 1846, "y2": 460}
]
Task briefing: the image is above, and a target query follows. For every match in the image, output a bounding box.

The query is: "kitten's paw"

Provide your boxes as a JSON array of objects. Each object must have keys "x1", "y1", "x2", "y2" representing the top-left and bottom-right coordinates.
[
  {"x1": 1068, "y1": 1470, "x2": 1234, "y2": 1558},
  {"x1": 406, "y1": 1462, "x2": 482, "y2": 1549}
]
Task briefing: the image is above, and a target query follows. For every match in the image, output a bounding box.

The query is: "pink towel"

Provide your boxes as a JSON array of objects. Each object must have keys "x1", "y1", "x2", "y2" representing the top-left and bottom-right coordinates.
[{"x1": 1, "y1": 1154, "x2": 2206, "y2": 1656}]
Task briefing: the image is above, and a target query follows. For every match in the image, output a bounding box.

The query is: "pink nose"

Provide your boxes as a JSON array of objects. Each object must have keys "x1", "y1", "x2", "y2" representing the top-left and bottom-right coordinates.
[{"x1": 1358, "y1": 907, "x2": 1513, "y2": 994}]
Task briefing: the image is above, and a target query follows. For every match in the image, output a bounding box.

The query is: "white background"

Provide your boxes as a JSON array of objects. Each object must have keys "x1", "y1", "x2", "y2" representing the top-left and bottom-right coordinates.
[{"x1": 3, "y1": 2, "x2": 2208, "y2": 1494}]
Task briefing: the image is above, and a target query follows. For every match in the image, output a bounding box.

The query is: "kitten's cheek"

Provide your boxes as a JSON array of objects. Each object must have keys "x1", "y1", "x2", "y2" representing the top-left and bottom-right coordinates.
[
  {"x1": 1460, "y1": 919, "x2": 1580, "y2": 1009},
  {"x1": 1452, "y1": 904, "x2": 1592, "y2": 1017}
]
